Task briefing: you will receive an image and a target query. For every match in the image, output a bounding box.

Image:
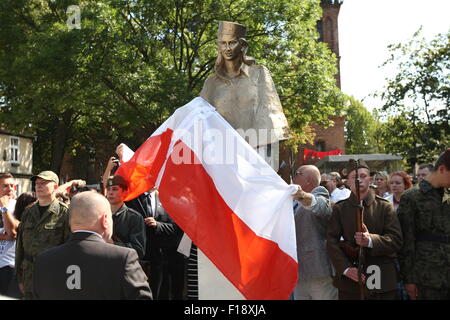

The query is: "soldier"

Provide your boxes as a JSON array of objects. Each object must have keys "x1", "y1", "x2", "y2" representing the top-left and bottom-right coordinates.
[
  {"x1": 397, "y1": 148, "x2": 450, "y2": 300},
  {"x1": 327, "y1": 159, "x2": 403, "y2": 300},
  {"x1": 15, "y1": 171, "x2": 70, "y2": 299}
]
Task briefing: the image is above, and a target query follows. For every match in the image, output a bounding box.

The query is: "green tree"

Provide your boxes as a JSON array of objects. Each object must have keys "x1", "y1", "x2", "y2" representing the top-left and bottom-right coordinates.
[
  {"x1": 344, "y1": 96, "x2": 380, "y2": 154},
  {"x1": 376, "y1": 28, "x2": 450, "y2": 167},
  {"x1": 0, "y1": 0, "x2": 345, "y2": 174}
]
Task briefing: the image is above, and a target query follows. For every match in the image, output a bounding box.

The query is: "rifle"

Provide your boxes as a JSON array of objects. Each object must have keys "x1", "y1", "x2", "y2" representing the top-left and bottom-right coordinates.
[{"x1": 353, "y1": 159, "x2": 366, "y2": 300}]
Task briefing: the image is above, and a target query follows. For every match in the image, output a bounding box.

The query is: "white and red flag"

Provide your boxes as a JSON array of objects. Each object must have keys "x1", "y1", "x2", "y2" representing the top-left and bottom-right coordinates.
[{"x1": 116, "y1": 97, "x2": 298, "y2": 299}]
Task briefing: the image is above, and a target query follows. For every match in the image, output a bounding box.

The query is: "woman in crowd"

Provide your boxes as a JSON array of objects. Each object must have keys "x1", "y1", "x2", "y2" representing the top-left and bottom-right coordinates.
[
  {"x1": 387, "y1": 171, "x2": 413, "y2": 212},
  {"x1": 374, "y1": 171, "x2": 391, "y2": 198},
  {"x1": 386, "y1": 171, "x2": 413, "y2": 300}
]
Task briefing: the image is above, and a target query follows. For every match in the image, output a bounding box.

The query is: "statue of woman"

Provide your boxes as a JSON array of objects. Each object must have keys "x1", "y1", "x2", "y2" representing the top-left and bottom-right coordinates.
[{"x1": 200, "y1": 21, "x2": 289, "y2": 150}]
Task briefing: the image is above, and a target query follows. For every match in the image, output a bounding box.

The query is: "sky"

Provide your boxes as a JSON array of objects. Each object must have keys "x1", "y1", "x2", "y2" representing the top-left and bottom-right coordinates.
[{"x1": 338, "y1": 0, "x2": 450, "y2": 112}]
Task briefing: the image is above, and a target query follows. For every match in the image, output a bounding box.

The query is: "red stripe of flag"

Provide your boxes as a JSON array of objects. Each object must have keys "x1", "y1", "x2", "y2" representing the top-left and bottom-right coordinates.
[
  {"x1": 116, "y1": 129, "x2": 174, "y2": 201},
  {"x1": 158, "y1": 140, "x2": 298, "y2": 300}
]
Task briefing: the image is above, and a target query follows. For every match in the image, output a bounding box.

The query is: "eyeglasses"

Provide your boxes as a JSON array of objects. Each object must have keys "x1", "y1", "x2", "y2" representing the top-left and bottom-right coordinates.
[
  {"x1": 295, "y1": 170, "x2": 304, "y2": 176},
  {"x1": 35, "y1": 181, "x2": 52, "y2": 186}
]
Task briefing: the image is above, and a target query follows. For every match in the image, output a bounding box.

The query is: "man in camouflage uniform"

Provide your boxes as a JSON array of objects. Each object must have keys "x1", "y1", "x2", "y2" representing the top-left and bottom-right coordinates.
[
  {"x1": 398, "y1": 148, "x2": 450, "y2": 300},
  {"x1": 15, "y1": 171, "x2": 70, "y2": 299}
]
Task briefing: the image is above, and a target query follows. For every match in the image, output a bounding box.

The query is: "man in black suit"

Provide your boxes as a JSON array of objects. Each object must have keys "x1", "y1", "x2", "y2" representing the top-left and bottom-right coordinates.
[
  {"x1": 133, "y1": 189, "x2": 185, "y2": 300},
  {"x1": 32, "y1": 191, "x2": 152, "y2": 300}
]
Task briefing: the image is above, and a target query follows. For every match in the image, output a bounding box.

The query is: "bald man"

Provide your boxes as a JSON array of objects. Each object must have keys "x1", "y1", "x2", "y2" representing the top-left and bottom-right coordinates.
[
  {"x1": 291, "y1": 165, "x2": 337, "y2": 300},
  {"x1": 32, "y1": 191, "x2": 152, "y2": 300}
]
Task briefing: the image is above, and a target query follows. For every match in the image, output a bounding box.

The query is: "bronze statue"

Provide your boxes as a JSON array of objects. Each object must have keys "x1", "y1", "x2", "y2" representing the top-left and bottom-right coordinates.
[{"x1": 200, "y1": 21, "x2": 289, "y2": 149}]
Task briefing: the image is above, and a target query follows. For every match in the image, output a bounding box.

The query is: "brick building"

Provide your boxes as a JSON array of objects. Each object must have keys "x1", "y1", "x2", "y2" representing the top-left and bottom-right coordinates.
[{"x1": 297, "y1": 0, "x2": 346, "y2": 168}]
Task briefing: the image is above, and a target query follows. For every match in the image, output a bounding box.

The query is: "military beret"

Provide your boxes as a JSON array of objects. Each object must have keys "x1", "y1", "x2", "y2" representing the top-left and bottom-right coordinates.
[
  {"x1": 343, "y1": 159, "x2": 370, "y2": 177},
  {"x1": 106, "y1": 175, "x2": 128, "y2": 190}
]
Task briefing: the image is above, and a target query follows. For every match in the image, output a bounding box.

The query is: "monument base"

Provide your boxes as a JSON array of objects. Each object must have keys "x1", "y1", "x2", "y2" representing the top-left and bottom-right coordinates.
[{"x1": 198, "y1": 249, "x2": 245, "y2": 300}]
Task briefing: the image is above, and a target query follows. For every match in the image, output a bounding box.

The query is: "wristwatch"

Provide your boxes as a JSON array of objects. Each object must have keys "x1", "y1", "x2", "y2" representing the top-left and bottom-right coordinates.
[{"x1": 0, "y1": 207, "x2": 8, "y2": 214}]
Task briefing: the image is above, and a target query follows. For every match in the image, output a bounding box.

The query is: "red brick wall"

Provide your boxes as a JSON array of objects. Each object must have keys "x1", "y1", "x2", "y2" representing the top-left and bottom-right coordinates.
[
  {"x1": 321, "y1": 2, "x2": 342, "y2": 88},
  {"x1": 294, "y1": 1, "x2": 345, "y2": 168}
]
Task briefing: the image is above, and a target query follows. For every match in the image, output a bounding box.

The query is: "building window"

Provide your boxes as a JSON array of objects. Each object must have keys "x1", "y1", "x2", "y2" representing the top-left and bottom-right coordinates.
[
  {"x1": 15, "y1": 183, "x2": 21, "y2": 197},
  {"x1": 10, "y1": 137, "x2": 19, "y2": 164},
  {"x1": 315, "y1": 140, "x2": 326, "y2": 152},
  {"x1": 317, "y1": 20, "x2": 324, "y2": 42},
  {"x1": 326, "y1": 17, "x2": 334, "y2": 50}
]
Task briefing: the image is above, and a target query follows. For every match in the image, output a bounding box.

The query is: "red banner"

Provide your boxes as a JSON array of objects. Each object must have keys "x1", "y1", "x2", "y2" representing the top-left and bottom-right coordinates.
[{"x1": 303, "y1": 148, "x2": 343, "y2": 162}]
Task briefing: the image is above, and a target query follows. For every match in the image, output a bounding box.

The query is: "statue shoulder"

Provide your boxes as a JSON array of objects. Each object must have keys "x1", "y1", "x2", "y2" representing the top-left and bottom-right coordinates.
[
  {"x1": 247, "y1": 64, "x2": 274, "y2": 85},
  {"x1": 203, "y1": 73, "x2": 218, "y2": 83},
  {"x1": 250, "y1": 64, "x2": 269, "y2": 75}
]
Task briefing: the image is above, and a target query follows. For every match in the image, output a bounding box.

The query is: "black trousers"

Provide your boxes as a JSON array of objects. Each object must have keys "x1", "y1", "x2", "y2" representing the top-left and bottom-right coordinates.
[
  {"x1": 0, "y1": 266, "x2": 22, "y2": 299},
  {"x1": 417, "y1": 285, "x2": 450, "y2": 300},
  {"x1": 140, "y1": 250, "x2": 186, "y2": 300},
  {"x1": 339, "y1": 289, "x2": 398, "y2": 300}
]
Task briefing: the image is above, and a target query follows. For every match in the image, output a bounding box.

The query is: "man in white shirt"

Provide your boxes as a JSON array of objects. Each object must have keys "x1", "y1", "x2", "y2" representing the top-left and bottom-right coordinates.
[
  {"x1": 321, "y1": 172, "x2": 351, "y2": 204},
  {"x1": 0, "y1": 173, "x2": 20, "y2": 298}
]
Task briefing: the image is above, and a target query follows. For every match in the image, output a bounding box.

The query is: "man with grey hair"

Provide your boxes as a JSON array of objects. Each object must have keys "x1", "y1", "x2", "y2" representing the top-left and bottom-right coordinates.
[
  {"x1": 33, "y1": 191, "x2": 152, "y2": 300},
  {"x1": 321, "y1": 172, "x2": 351, "y2": 205},
  {"x1": 291, "y1": 165, "x2": 337, "y2": 300}
]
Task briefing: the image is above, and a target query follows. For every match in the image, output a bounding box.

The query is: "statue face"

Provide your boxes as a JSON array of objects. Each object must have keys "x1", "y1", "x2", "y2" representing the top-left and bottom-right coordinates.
[{"x1": 217, "y1": 34, "x2": 242, "y2": 61}]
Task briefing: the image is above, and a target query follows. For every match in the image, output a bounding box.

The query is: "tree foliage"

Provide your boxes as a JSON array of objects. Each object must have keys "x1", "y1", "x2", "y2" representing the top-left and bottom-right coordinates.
[
  {"x1": 376, "y1": 29, "x2": 449, "y2": 166},
  {"x1": 0, "y1": 0, "x2": 345, "y2": 174},
  {"x1": 344, "y1": 96, "x2": 381, "y2": 154}
]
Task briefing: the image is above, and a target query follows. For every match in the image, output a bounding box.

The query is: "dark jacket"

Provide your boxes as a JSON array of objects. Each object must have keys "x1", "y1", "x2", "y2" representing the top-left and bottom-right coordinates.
[
  {"x1": 33, "y1": 232, "x2": 152, "y2": 300},
  {"x1": 327, "y1": 190, "x2": 403, "y2": 294},
  {"x1": 127, "y1": 192, "x2": 183, "y2": 261},
  {"x1": 112, "y1": 204, "x2": 146, "y2": 259}
]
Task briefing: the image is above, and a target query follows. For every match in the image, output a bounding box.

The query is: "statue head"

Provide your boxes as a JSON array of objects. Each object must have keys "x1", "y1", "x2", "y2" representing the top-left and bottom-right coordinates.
[{"x1": 215, "y1": 21, "x2": 255, "y2": 76}]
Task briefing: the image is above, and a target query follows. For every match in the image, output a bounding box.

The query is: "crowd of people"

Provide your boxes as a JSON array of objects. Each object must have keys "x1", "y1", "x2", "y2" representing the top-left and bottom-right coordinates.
[
  {"x1": 291, "y1": 148, "x2": 450, "y2": 300},
  {"x1": 0, "y1": 147, "x2": 185, "y2": 300},
  {"x1": 0, "y1": 147, "x2": 449, "y2": 300}
]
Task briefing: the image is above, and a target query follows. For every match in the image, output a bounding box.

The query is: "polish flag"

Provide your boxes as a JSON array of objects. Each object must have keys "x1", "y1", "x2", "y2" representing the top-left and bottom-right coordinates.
[{"x1": 116, "y1": 97, "x2": 298, "y2": 300}]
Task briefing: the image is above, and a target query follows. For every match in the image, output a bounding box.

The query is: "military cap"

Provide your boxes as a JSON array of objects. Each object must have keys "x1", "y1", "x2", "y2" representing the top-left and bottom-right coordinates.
[
  {"x1": 218, "y1": 21, "x2": 247, "y2": 40},
  {"x1": 343, "y1": 159, "x2": 370, "y2": 177},
  {"x1": 31, "y1": 170, "x2": 59, "y2": 185},
  {"x1": 106, "y1": 175, "x2": 128, "y2": 190}
]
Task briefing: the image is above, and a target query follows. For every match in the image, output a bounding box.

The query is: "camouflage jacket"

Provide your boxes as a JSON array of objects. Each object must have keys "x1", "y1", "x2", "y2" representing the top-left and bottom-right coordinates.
[
  {"x1": 15, "y1": 199, "x2": 70, "y2": 296},
  {"x1": 397, "y1": 180, "x2": 450, "y2": 288}
]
